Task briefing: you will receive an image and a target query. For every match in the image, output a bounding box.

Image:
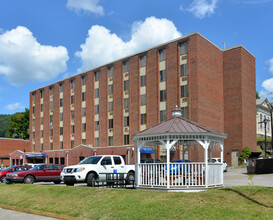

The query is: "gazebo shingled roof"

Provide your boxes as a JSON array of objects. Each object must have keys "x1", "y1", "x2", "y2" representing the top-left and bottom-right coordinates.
[{"x1": 135, "y1": 116, "x2": 226, "y2": 137}]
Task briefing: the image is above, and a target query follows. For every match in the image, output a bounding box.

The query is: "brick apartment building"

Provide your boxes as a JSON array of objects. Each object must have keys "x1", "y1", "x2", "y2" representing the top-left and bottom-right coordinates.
[
  {"x1": 18, "y1": 32, "x2": 256, "y2": 167},
  {"x1": 0, "y1": 138, "x2": 29, "y2": 167}
]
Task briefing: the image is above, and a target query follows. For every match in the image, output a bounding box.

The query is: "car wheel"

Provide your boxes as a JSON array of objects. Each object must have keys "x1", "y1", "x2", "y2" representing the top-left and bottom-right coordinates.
[
  {"x1": 86, "y1": 173, "x2": 96, "y2": 187},
  {"x1": 0, "y1": 176, "x2": 6, "y2": 183},
  {"x1": 24, "y1": 175, "x2": 34, "y2": 184},
  {"x1": 126, "y1": 172, "x2": 135, "y2": 184},
  {"x1": 54, "y1": 181, "x2": 61, "y2": 184},
  {"x1": 65, "y1": 182, "x2": 74, "y2": 186}
]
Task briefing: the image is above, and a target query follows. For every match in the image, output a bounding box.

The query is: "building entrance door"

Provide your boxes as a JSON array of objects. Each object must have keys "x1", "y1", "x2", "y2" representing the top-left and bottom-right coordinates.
[{"x1": 232, "y1": 150, "x2": 239, "y2": 167}]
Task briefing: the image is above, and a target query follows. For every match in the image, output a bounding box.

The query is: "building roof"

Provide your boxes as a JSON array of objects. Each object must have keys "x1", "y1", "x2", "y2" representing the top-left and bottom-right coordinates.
[
  {"x1": 134, "y1": 116, "x2": 227, "y2": 137},
  {"x1": 256, "y1": 98, "x2": 267, "y2": 105}
]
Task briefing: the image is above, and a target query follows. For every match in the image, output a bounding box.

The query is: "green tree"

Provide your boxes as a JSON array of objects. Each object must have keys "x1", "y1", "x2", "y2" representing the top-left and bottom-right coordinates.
[
  {"x1": 256, "y1": 91, "x2": 260, "y2": 99},
  {"x1": 239, "y1": 146, "x2": 252, "y2": 162},
  {"x1": 0, "y1": 114, "x2": 11, "y2": 137},
  {"x1": 6, "y1": 108, "x2": 29, "y2": 140}
]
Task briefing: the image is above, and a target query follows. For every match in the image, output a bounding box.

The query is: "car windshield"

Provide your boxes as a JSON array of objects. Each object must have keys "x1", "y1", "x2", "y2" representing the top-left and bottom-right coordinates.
[
  {"x1": 30, "y1": 165, "x2": 46, "y2": 170},
  {"x1": 79, "y1": 156, "x2": 102, "y2": 165},
  {"x1": 2, "y1": 166, "x2": 16, "y2": 171}
]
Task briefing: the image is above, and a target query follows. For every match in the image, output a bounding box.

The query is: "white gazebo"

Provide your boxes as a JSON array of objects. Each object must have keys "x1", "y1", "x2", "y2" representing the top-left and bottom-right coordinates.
[{"x1": 132, "y1": 106, "x2": 227, "y2": 191}]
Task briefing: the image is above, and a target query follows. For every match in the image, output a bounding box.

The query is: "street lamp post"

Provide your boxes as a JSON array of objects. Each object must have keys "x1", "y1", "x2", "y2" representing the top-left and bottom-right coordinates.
[{"x1": 259, "y1": 119, "x2": 270, "y2": 158}]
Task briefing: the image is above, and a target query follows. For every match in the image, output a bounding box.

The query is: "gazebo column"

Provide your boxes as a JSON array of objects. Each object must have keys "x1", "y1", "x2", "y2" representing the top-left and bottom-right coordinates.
[
  {"x1": 198, "y1": 139, "x2": 210, "y2": 188},
  {"x1": 160, "y1": 138, "x2": 178, "y2": 189},
  {"x1": 220, "y1": 141, "x2": 224, "y2": 185},
  {"x1": 135, "y1": 140, "x2": 145, "y2": 187}
]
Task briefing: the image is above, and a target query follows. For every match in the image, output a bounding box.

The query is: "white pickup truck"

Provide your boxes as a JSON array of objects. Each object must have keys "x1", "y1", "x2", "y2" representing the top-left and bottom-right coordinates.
[{"x1": 61, "y1": 155, "x2": 135, "y2": 186}]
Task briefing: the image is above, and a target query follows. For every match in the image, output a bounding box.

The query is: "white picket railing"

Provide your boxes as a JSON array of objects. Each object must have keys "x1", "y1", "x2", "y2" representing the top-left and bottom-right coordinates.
[{"x1": 138, "y1": 162, "x2": 223, "y2": 188}]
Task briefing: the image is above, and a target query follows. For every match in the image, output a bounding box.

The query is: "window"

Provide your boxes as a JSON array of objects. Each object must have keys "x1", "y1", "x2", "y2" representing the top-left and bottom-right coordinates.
[
  {"x1": 50, "y1": 87, "x2": 53, "y2": 95},
  {"x1": 82, "y1": 75, "x2": 86, "y2": 85},
  {"x1": 40, "y1": 90, "x2": 43, "y2": 98},
  {"x1": 123, "y1": 61, "x2": 129, "y2": 73},
  {"x1": 82, "y1": 139, "x2": 86, "y2": 145},
  {"x1": 124, "y1": 98, "x2": 129, "y2": 109},
  {"x1": 41, "y1": 130, "x2": 43, "y2": 138},
  {"x1": 124, "y1": 116, "x2": 129, "y2": 127},
  {"x1": 101, "y1": 156, "x2": 112, "y2": 165},
  {"x1": 50, "y1": 143, "x2": 53, "y2": 150},
  {"x1": 160, "y1": 110, "x2": 166, "y2": 122},
  {"x1": 95, "y1": 121, "x2": 99, "y2": 131},
  {"x1": 33, "y1": 132, "x2": 35, "y2": 138},
  {"x1": 141, "y1": 114, "x2": 147, "y2": 125},
  {"x1": 95, "y1": 88, "x2": 99, "y2": 98},
  {"x1": 108, "y1": 137, "x2": 113, "y2": 146},
  {"x1": 140, "y1": 75, "x2": 146, "y2": 87},
  {"x1": 55, "y1": 158, "x2": 59, "y2": 164},
  {"x1": 141, "y1": 94, "x2": 146, "y2": 106},
  {"x1": 94, "y1": 71, "x2": 99, "y2": 81},
  {"x1": 180, "y1": 64, "x2": 188, "y2": 76},
  {"x1": 160, "y1": 90, "x2": 167, "y2": 102},
  {"x1": 159, "y1": 49, "x2": 166, "y2": 61},
  {"x1": 50, "y1": 115, "x2": 53, "y2": 123},
  {"x1": 108, "y1": 85, "x2": 113, "y2": 95},
  {"x1": 109, "y1": 119, "x2": 113, "y2": 129},
  {"x1": 181, "y1": 85, "x2": 188, "y2": 98},
  {"x1": 180, "y1": 42, "x2": 188, "y2": 55},
  {"x1": 60, "y1": 141, "x2": 63, "y2": 149},
  {"x1": 124, "y1": 80, "x2": 129, "y2": 91},
  {"x1": 50, "y1": 128, "x2": 53, "y2": 137},
  {"x1": 50, "y1": 101, "x2": 53, "y2": 110},
  {"x1": 59, "y1": 83, "x2": 63, "y2": 93},
  {"x1": 71, "y1": 110, "x2": 74, "y2": 119},
  {"x1": 140, "y1": 55, "x2": 146, "y2": 67},
  {"x1": 60, "y1": 112, "x2": 63, "y2": 121},
  {"x1": 32, "y1": 92, "x2": 35, "y2": 101},
  {"x1": 71, "y1": 96, "x2": 74, "y2": 104},
  {"x1": 71, "y1": 80, "x2": 75, "y2": 89},
  {"x1": 41, "y1": 117, "x2": 43, "y2": 125},
  {"x1": 71, "y1": 140, "x2": 74, "y2": 148},
  {"x1": 95, "y1": 105, "x2": 99, "y2": 114},
  {"x1": 160, "y1": 70, "x2": 166, "y2": 82},
  {"x1": 82, "y1": 123, "x2": 86, "y2": 132},
  {"x1": 60, "y1": 127, "x2": 63, "y2": 135},
  {"x1": 124, "y1": 135, "x2": 129, "y2": 145},
  {"x1": 71, "y1": 125, "x2": 74, "y2": 134},
  {"x1": 41, "y1": 104, "x2": 43, "y2": 112},
  {"x1": 49, "y1": 158, "x2": 53, "y2": 163},
  {"x1": 60, "y1": 157, "x2": 65, "y2": 165},
  {"x1": 82, "y1": 107, "x2": 86, "y2": 117},
  {"x1": 33, "y1": 106, "x2": 35, "y2": 114},
  {"x1": 181, "y1": 107, "x2": 188, "y2": 119},
  {"x1": 60, "y1": 99, "x2": 63, "y2": 107},
  {"x1": 95, "y1": 138, "x2": 99, "y2": 147},
  {"x1": 114, "y1": 157, "x2": 122, "y2": 165},
  {"x1": 82, "y1": 92, "x2": 86, "y2": 101},
  {"x1": 108, "y1": 102, "x2": 113, "y2": 112},
  {"x1": 108, "y1": 66, "x2": 113, "y2": 77}
]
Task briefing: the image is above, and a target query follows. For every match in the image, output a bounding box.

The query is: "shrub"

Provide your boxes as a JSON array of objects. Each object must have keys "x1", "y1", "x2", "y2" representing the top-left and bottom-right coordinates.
[{"x1": 239, "y1": 146, "x2": 252, "y2": 162}]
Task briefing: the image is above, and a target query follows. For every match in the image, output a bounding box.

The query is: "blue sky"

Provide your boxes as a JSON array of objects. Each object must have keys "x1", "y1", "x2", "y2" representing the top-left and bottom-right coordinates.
[{"x1": 0, "y1": 0, "x2": 273, "y2": 114}]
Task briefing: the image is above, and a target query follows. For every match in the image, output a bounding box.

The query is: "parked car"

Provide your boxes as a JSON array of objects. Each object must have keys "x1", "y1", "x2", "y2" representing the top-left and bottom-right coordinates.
[
  {"x1": 209, "y1": 158, "x2": 228, "y2": 172},
  {"x1": 0, "y1": 165, "x2": 31, "y2": 183},
  {"x1": 5, "y1": 164, "x2": 64, "y2": 184},
  {"x1": 140, "y1": 158, "x2": 162, "y2": 163}
]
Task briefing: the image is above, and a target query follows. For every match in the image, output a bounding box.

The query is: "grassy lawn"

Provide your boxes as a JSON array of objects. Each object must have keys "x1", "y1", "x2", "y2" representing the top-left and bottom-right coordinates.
[{"x1": 0, "y1": 184, "x2": 273, "y2": 219}]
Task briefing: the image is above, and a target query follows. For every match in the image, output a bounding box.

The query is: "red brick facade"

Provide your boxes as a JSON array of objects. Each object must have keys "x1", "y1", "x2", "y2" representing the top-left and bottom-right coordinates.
[{"x1": 27, "y1": 33, "x2": 256, "y2": 166}]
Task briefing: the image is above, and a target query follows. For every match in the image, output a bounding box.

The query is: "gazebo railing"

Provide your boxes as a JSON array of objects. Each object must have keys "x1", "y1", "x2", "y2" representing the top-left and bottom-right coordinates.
[
  {"x1": 139, "y1": 163, "x2": 207, "y2": 187},
  {"x1": 138, "y1": 163, "x2": 223, "y2": 188}
]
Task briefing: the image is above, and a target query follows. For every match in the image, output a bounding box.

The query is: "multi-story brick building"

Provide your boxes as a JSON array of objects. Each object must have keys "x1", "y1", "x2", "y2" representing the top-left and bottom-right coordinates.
[{"x1": 23, "y1": 32, "x2": 256, "y2": 167}]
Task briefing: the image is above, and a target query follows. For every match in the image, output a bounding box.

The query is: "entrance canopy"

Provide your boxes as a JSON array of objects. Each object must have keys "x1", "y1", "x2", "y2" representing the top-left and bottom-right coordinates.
[{"x1": 132, "y1": 106, "x2": 228, "y2": 190}]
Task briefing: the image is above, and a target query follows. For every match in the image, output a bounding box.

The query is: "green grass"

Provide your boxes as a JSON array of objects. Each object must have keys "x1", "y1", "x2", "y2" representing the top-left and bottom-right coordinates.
[{"x1": 0, "y1": 184, "x2": 273, "y2": 219}]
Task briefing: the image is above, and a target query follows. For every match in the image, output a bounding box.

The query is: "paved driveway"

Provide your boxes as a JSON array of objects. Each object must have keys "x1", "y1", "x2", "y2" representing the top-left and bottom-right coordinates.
[{"x1": 224, "y1": 167, "x2": 273, "y2": 187}]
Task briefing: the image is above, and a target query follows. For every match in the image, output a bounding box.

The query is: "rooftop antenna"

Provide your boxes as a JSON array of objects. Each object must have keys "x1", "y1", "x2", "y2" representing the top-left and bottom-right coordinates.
[{"x1": 223, "y1": 42, "x2": 226, "y2": 49}]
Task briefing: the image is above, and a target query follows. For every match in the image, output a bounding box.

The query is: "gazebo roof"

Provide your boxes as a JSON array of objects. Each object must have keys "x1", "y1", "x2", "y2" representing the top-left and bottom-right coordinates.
[{"x1": 134, "y1": 116, "x2": 227, "y2": 138}]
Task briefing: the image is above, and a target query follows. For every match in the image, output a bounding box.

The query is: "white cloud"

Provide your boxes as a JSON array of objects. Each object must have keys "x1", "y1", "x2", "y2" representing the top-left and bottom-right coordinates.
[
  {"x1": 268, "y1": 58, "x2": 273, "y2": 74},
  {"x1": 66, "y1": 0, "x2": 104, "y2": 16},
  {"x1": 0, "y1": 26, "x2": 69, "y2": 86},
  {"x1": 260, "y1": 58, "x2": 273, "y2": 96},
  {"x1": 76, "y1": 16, "x2": 181, "y2": 71},
  {"x1": 5, "y1": 102, "x2": 25, "y2": 111},
  {"x1": 187, "y1": 0, "x2": 219, "y2": 19}
]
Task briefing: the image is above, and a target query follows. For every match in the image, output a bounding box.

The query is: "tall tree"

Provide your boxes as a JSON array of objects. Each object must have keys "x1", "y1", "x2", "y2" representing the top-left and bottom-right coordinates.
[
  {"x1": 0, "y1": 114, "x2": 11, "y2": 137},
  {"x1": 6, "y1": 108, "x2": 29, "y2": 140},
  {"x1": 256, "y1": 91, "x2": 260, "y2": 99}
]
